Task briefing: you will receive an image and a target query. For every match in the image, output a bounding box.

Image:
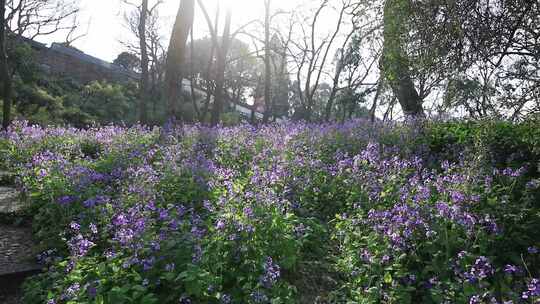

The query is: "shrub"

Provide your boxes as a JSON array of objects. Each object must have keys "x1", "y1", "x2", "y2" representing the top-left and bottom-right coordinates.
[{"x1": 0, "y1": 119, "x2": 537, "y2": 304}]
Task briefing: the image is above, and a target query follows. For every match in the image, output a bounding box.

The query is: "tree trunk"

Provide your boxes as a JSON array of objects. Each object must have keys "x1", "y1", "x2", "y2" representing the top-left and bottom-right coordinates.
[
  {"x1": 250, "y1": 107, "x2": 256, "y2": 124},
  {"x1": 381, "y1": 0, "x2": 424, "y2": 119},
  {"x1": 262, "y1": 0, "x2": 272, "y2": 124},
  {"x1": 210, "y1": 8, "x2": 232, "y2": 126},
  {"x1": 0, "y1": 0, "x2": 12, "y2": 130},
  {"x1": 370, "y1": 78, "x2": 384, "y2": 123},
  {"x1": 201, "y1": 36, "x2": 216, "y2": 123},
  {"x1": 189, "y1": 28, "x2": 200, "y2": 120},
  {"x1": 165, "y1": 0, "x2": 195, "y2": 121},
  {"x1": 324, "y1": 60, "x2": 344, "y2": 121},
  {"x1": 138, "y1": 0, "x2": 150, "y2": 124}
]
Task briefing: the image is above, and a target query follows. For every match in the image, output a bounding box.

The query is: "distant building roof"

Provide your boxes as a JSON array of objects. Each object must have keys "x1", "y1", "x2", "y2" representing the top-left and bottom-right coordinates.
[
  {"x1": 50, "y1": 43, "x2": 113, "y2": 69},
  {"x1": 49, "y1": 43, "x2": 139, "y2": 80},
  {"x1": 12, "y1": 35, "x2": 47, "y2": 50}
]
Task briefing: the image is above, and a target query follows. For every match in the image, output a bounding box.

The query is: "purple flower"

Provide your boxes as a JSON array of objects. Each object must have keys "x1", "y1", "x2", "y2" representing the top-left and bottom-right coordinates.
[
  {"x1": 503, "y1": 167, "x2": 526, "y2": 178},
  {"x1": 522, "y1": 278, "x2": 540, "y2": 299},
  {"x1": 69, "y1": 221, "x2": 81, "y2": 231},
  {"x1": 403, "y1": 274, "x2": 417, "y2": 285},
  {"x1": 469, "y1": 295, "x2": 481, "y2": 304},
  {"x1": 104, "y1": 249, "x2": 116, "y2": 259},
  {"x1": 413, "y1": 185, "x2": 430, "y2": 202},
  {"x1": 87, "y1": 285, "x2": 97, "y2": 298},
  {"x1": 68, "y1": 234, "x2": 95, "y2": 258},
  {"x1": 192, "y1": 245, "x2": 202, "y2": 264},
  {"x1": 251, "y1": 291, "x2": 268, "y2": 303},
  {"x1": 294, "y1": 223, "x2": 306, "y2": 238},
  {"x1": 112, "y1": 214, "x2": 128, "y2": 226},
  {"x1": 57, "y1": 195, "x2": 76, "y2": 206},
  {"x1": 165, "y1": 263, "x2": 175, "y2": 272},
  {"x1": 142, "y1": 257, "x2": 155, "y2": 271},
  {"x1": 89, "y1": 223, "x2": 98, "y2": 234},
  {"x1": 203, "y1": 200, "x2": 214, "y2": 212},
  {"x1": 259, "y1": 257, "x2": 281, "y2": 288},
  {"x1": 83, "y1": 195, "x2": 109, "y2": 208},
  {"x1": 220, "y1": 294, "x2": 232, "y2": 304},
  {"x1": 37, "y1": 249, "x2": 58, "y2": 265},
  {"x1": 114, "y1": 228, "x2": 135, "y2": 245},
  {"x1": 90, "y1": 172, "x2": 106, "y2": 182},
  {"x1": 450, "y1": 190, "x2": 466, "y2": 204},
  {"x1": 465, "y1": 256, "x2": 494, "y2": 283},
  {"x1": 243, "y1": 206, "x2": 254, "y2": 218},
  {"x1": 65, "y1": 259, "x2": 75, "y2": 273},
  {"x1": 39, "y1": 169, "x2": 48, "y2": 178},
  {"x1": 481, "y1": 215, "x2": 501, "y2": 234},
  {"x1": 216, "y1": 219, "x2": 226, "y2": 231},
  {"x1": 503, "y1": 264, "x2": 518, "y2": 275},
  {"x1": 526, "y1": 179, "x2": 540, "y2": 190},
  {"x1": 150, "y1": 241, "x2": 161, "y2": 252},
  {"x1": 360, "y1": 249, "x2": 373, "y2": 263},
  {"x1": 426, "y1": 277, "x2": 439, "y2": 289},
  {"x1": 159, "y1": 209, "x2": 169, "y2": 221},
  {"x1": 62, "y1": 283, "x2": 80, "y2": 300},
  {"x1": 191, "y1": 226, "x2": 206, "y2": 239},
  {"x1": 179, "y1": 295, "x2": 192, "y2": 304},
  {"x1": 528, "y1": 246, "x2": 539, "y2": 254}
]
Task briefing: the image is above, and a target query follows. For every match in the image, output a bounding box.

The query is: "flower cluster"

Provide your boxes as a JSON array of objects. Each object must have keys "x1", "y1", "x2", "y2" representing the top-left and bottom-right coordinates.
[
  {"x1": 259, "y1": 257, "x2": 281, "y2": 288},
  {"x1": 1, "y1": 119, "x2": 537, "y2": 304}
]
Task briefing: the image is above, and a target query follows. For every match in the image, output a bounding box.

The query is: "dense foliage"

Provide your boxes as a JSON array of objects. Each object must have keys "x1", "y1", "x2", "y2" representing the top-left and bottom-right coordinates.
[
  {"x1": 2, "y1": 42, "x2": 141, "y2": 127},
  {"x1": 1, "y1": 119, "x2": 539, "y2": 303}
]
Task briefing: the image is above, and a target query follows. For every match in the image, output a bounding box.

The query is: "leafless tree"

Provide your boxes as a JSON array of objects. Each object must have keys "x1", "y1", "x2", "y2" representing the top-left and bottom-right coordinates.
[
  {"x1": 197, "y1": 0, "x2": 233, "y2": 126},
  {"x1": 197, "y1": 0, "x2": 260, "y2": 125},
  {"x1": 122, "y1": 0, "x2": 166, "y2": 122},
  {"x1": 137, "y1": 0, "x2": 150, "y2": 124},
  {"x1": 193, "y1": 4, "x2": 220, "y2": 123},
  {"x1": 210, "y1": 8, "x2": 232, "y2": 126},
  {"x1": 323, "y1": 12, "x2": 381, "y2": 122},
  {"x1": 165, "y1": 0, "x2": 195, "y2": 121},
  {"x1": 5, "y1": 0, "x2": 79, "y2": 39},
  {"x1": 262, "y1": 0, "x2": 272, "y2": 123},
  {"x1": 63, "y1": 14, "x2": 87, "y2": 46},
  {"x1": 287, "y1": 0, "x2": 359, "y2": 121}
]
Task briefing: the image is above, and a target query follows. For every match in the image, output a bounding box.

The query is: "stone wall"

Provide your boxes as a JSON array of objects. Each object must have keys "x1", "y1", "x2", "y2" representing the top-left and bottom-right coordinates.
[{"x1": 31, "y1": 43, "x2": 139, "y2": 84}]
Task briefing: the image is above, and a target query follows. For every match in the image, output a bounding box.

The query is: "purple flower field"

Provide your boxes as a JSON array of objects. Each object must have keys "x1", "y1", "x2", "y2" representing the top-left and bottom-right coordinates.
[{"x1": 1, "y1": 120, "x2": 539, "y2": 303}]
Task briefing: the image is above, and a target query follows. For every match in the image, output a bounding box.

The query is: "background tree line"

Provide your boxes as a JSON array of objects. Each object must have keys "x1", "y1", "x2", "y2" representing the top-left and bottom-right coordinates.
[{"x1": 0, "y1": 0, "x2": 538, "y2": 129}]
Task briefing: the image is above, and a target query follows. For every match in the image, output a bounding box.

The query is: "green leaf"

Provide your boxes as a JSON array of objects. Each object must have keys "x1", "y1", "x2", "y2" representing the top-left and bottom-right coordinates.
[
  {"x1": 384, "y1": 272, "x2": 393, "y2": 284},
  {"x1": 141, "y1": 294, "x2": 159, "y2": 304}
]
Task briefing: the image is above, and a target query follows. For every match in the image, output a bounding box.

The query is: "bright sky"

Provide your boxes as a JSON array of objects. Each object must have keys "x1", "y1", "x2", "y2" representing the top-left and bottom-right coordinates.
[{"x1": 37, "y1": 0, "x2": 305, "y2": 63}]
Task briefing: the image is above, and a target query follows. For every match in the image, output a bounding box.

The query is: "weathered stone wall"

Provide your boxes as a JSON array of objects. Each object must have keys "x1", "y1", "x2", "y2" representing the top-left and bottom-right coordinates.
[{"x1": 31, "y1": 43, "x2": 139, "y2": 84}]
